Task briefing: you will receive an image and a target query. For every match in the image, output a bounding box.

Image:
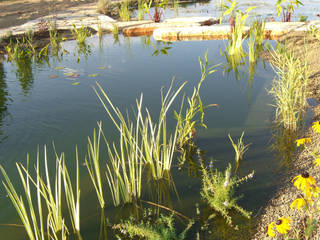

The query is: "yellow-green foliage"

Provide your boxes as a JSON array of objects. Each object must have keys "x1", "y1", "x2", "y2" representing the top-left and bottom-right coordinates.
[
  {"x1": 269, "y1": 45, "x2": 309, "y2": 130},
  {"x1": 114, "y1": 214, "x2": 194, "y2": 240}
]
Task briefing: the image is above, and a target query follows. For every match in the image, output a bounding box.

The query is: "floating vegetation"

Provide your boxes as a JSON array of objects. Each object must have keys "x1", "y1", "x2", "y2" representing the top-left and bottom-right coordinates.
[{"x1": 88, "y1": 73, "x2": 99, "y2": 77}]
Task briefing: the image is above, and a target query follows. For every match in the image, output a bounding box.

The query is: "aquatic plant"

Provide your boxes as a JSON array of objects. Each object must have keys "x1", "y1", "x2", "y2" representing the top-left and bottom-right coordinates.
[
  {"x1": 269, "y1": 45, "x2": 309, "y2": 130},
  {"x1": 200, "y1": 163, "x2": 253, "y2": 227},
  {"x1": 119, "y1": 0, "x2": 131, "y2": 21},
  {"x1": 175, "y1": 51, "x2": 219, "y2": 150},
  {"x1": 113, "y1": 213, "x2": 194, "y2": 240},
  {"x1": 276, "y1": 0, "x2": 303, "y2": 22},
  {"x1": 105, "y1": 120, "x2": 143, "y2": 206},
  {"x1": 250, "y1": 16, "x2": 265, "y2": 47},
  {"x1": 228, "y1": 131, "x2": 250, "y2": 170},
  {"x1": 85, "y1": 124, "x2": 105, "y2": 208},
  {"x1": 0, "y1": 147, "x2": 69, "y2": 240},
  {"x1": 71, "y1": 24, "x2": 91, "y2": 45},
  {"x1": 94, "y1": 78, "x2": 186, "y2": 181},
  {"x1": 138, "y1": 0, "x2": 145, "y2": 20},
  {"x1": 60, "y1": 148, "x2": 81, "y2": 233}
]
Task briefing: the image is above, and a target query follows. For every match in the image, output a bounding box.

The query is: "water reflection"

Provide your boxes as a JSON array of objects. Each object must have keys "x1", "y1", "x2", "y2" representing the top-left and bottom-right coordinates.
[
  {"x1": 14, "y1": 55, "x2": 34, "y2": 95},
  {"x1": 141, "y1": 36, "x2": 172, "y2": 56},
  {"x1": 0, "y1": 60, "x2": 8, "y2": 143},
  {"x1": 270, "y1": 125, "x2": 298, "y2": 169}
]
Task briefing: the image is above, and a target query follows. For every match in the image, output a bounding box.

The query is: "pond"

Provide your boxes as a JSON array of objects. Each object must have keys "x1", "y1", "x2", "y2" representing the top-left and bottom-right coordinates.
[
  {"x1": 0, "y1": 32, "x2": 299, "y2": 239},
  {"x1": 139, "y1": 0, "x2": 320, "y2": 21}
]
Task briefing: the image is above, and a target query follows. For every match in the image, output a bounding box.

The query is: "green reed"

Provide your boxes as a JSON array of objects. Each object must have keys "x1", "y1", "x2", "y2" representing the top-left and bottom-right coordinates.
[
  {"x1": 228, "y1": 131, "x2": 250, "y2": 171},
  {"x1": 138, "y1": 0, "x2": 145, "y2": 20},
  {"x1": 175, "y1": 51, "x2": 219, "y2": 150},
  {"x1": 85, "y1": 124, "x2": 105, "y2": 209},
  {"x1": 269, "y1": 45, "x2": 309, "y2": 130},
  {"x1": 119, "y1": 0, "x2": 131, "y2": 21},
  {"x1": 0, "y1": 146, "x2": 69, "y2": 240},
  {"x1": 95, "y1": 79, "x2": 186, "y2": 183},
  {"x1": 60, "y1": 148, "x2": 81, "y2": 233},
  {"x1": 71, "y1": 24, "x2": 91, "y2": 45}
]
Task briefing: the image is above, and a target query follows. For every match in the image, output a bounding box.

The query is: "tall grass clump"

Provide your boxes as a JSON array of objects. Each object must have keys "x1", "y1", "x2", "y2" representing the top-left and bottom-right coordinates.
[
  {"x1": 94, "y1": 80, "x2": 186, "y2": 182},
  {"x1": 269, "y1": 45, "x2": 309, "y2": 131},
  {"x1": 71, "y1": 24, "x2": 91, "y2": 45},
  {"x1": 0, "y1": 147, "x2": 69, "y2": 240},
  {"x1": 250, "y1": 17, "x2": 265, "y2": 47},
  {"x1": 105, "y1": 116, "x2": 143, "y2": 206},
  {"x1": 175, "y1": 51, "x2": 219, "y2": 150},
  {"x1": 85, "y1": 124, "x2": 105, "y2": 209},
  {"x1": 138, "y1": 0, "x2": 145, "y2": 20},
  {"x1": 119, "y1": 1, "x2": 131, "y2": 21}
]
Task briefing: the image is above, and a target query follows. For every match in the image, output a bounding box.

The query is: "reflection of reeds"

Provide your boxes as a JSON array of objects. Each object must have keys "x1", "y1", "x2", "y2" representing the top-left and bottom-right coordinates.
[{"x1": 269, "y1": 46, "x2": 309, "y2": 130}]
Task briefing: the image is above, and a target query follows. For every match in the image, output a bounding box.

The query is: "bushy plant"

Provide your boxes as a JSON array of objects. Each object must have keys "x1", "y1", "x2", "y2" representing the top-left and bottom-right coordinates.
[{"x1": 200, "y1": 163, "x2": 254, "y2": 228}]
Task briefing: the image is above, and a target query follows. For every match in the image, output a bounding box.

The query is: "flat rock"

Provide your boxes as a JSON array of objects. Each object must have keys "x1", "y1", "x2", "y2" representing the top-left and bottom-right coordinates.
[
  {"x1": 122, "y1": 17, "x2": 219, "y2": 37},
  {"x1": 163, "y1": 17, "x2": 219, "y2": 26}
]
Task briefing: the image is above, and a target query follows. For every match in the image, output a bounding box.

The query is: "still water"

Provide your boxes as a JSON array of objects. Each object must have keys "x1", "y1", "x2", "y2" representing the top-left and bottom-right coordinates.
[{"x1": 0, "y1": 33, "x2": 286, "y2": 239}]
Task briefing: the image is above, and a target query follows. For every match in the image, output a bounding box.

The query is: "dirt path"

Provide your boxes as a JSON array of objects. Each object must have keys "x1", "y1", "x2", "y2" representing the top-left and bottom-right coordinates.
[{"x1": 0, "y1": 0, "x2": 97, "y2": 29}]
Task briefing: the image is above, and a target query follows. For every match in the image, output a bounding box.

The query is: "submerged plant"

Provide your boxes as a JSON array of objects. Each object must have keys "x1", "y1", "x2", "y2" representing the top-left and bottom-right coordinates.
[
  {"x1": 113, "y1": 213, "x2": 194, "y2": 240},
  {"x1": 200, "y1": 163, "x2": 253, "y2": 227}
]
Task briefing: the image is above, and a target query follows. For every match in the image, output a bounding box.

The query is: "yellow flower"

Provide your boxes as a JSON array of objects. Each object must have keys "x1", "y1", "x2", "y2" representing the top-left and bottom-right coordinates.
[
  {"x1": 295, "y1": 138, "x2": 311, "y2": 147},
  {"x1": 275, "y1": 217, "x2": 291, "y2": 234},
  {"x1": 312, "y1": 121, "x2": 320, "y2": 133},
  {"x1": 314, "y1": 156, "x2": 320, "y2": 167},
  {"x1": 292, "y1": 172, "x2": 316, "y2": 198},
  {"x1": 290, "y1": 197, "x2": 310, "y2": 210},
  {"x1": 267, "y1": 222, "x2": 275, "y2": 237}
]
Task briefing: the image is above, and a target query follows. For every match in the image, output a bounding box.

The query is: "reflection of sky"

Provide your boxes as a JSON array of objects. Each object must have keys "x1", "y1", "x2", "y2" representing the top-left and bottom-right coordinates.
[{"x1": 138, "y1": 0, "x2": 320, "y2": 21}]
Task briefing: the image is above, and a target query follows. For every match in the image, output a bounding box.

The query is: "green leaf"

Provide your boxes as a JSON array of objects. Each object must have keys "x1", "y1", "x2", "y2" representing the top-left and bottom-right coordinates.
[
  {"x1": 97, "y1": 66, "x2": 107, "y2": 70},
  {"x1": 65, "y1": 72, "x2": 75, "y2": 77},
  {"x1": 88, "y1": 74, "x2": 99, "y2": 77},
  {"x1": 55, "y1": 66, "x2": 64, "y2": 70},
  {"x1": 72, "y1": 82, "x2": 80, "y2": 86}
]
